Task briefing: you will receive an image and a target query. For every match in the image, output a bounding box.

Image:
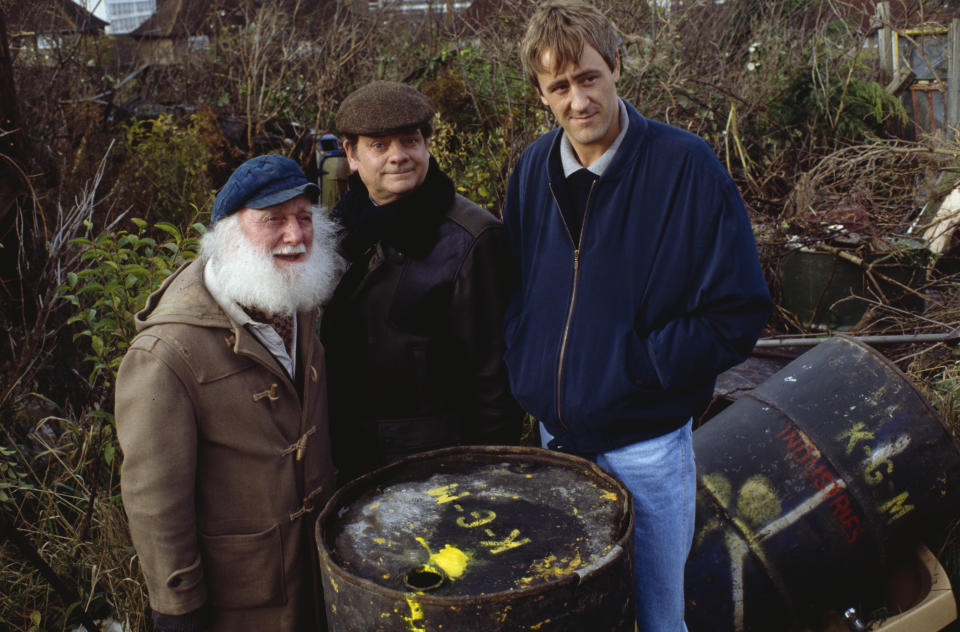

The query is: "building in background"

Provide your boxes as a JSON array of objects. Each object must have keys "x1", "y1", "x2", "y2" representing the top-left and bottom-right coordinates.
[
  {"x1": 74, "y1": 0, "x2": 157, "y2": 34},
  {"x1": 6, "y1": 0, "x2": 108, "y2": 57},
  {"x1": 103, "y1": 0, "x2": 156, "y2": 34}
]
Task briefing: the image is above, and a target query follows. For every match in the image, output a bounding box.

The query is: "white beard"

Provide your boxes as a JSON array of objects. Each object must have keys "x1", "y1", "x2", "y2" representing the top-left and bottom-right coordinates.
[{"x1": 201, "y1": 205, "x2": 342, "y2": 316}]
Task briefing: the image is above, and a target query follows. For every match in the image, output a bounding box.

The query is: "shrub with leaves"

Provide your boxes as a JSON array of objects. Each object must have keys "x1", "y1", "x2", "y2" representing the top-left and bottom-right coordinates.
[
  {"x1": 58, "y1": 219, "x2": 204, "y2": 392},
  {"x1": 0, "y1": 218, "x2": 203, "y2": 631},
  {"x1": 118, "y1": 113, "x2": 217, "y2": 226},
  {"x1": 424, "y1": 45, "x2": 552, "y2": 212}
]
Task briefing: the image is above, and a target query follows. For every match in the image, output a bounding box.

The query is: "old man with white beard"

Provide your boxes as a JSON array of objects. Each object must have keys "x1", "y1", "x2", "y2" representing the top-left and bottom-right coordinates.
[{"x1": 115, "y1": 154, "x2": 341, "y2": 632}]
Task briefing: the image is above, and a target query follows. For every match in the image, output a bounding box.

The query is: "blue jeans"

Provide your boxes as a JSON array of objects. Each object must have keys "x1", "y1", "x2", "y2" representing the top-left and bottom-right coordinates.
[{"x1": 543, "y1": 422, "x2": 696, "y2": 631}]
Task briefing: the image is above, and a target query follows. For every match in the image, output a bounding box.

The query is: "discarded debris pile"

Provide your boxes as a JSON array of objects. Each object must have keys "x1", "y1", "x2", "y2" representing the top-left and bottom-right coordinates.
[
  {"x1": 757, "y1": 137, "x2": 960, "y2": 353},
  {"x1": 697, "y1": 135, "x2": 960, "y2": 632}
]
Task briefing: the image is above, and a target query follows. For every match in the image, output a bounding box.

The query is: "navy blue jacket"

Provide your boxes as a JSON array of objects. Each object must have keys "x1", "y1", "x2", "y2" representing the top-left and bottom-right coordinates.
[{"x1": 502, "y1": 100, "x2": 772, "y2": 455}]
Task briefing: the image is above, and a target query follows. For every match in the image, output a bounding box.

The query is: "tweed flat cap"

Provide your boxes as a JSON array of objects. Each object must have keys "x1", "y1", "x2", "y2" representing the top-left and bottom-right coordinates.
[
  {"x1": 211, "y1": 154, "x2": 319, "y2": 225},
  {"x1": 335, "y1": 81, "x2": 435, "y2": 136}
]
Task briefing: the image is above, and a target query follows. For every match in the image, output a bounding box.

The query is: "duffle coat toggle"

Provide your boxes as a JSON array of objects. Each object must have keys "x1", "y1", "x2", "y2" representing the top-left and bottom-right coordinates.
[
  {"x1": 288, "y1": 485, "x2": 325, "y2": 522},
  {"x1": 283, "y1": 426, "x2": 317, "y2": 461},
  {"x1": 252, "y1": 383, "x2": 280, "y2": 404}
]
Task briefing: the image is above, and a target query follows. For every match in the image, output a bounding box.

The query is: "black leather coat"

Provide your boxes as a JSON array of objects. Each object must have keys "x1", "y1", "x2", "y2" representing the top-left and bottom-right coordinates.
[{"x1": 321, "y1": 171, "x2": 522, "y2": 484}]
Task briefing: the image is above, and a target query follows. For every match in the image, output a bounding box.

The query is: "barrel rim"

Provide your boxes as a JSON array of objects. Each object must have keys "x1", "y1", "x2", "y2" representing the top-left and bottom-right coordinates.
[
  {"x1": 316, "y1": 445, "x2": 634, "y2": 604},
  {"x1": 818, "y1": 335, "x2": 959, "y2": 445}
]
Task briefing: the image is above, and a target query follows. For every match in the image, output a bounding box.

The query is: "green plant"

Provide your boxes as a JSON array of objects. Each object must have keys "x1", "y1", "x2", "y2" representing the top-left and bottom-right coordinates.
[
  {"x1": 770, "y1": 63, "x2": 908, "y2": 145},
  {"x1": 0, "y1": 444, "x2": 34, "y2": 505},
  {"x1": 119, "y1": 113, "x2": 216, "y2": 225},
  {"x1": 57, "y1": 219, "x2": 204, "y2": 391},
  {"x1": 0, "y1": 217, "x2": 204, "y2": 629},
  {"x1": 424, "y1": 45, "x2": 551, "y2": 212}
]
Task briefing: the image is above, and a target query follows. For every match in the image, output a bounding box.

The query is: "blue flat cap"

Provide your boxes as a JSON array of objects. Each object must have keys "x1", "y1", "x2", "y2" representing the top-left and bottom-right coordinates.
[{"x1": 211, "y1": 154, "x2": 319, "y2": 225}]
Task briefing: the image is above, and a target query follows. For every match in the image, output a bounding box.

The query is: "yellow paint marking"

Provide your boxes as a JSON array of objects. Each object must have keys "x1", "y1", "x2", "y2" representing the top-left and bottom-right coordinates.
[
  {"x1": 523, "y1": 551, "x2": 583, "y2": 583},
  {"x1": 415, "y1": 537, "x2": 470, "y2": 580},
  {"x1": 403, "y1": 594, "x2": 425, "y2": 630},
  {"x1": 702, "y1": 472, "x2": 734, "y2": 508},
  {"x1": 374, "y1": 537, "x2": 386, "y2": 544},
  {"x1": 430, "y1": 544, "x2": 470, "y2": 579},
  {"x1": 600, "y1": 490, "x2": 618, "y2": 502},
  {"x1": 456, "y1": 509, "x2": 497, "y2": 528},
  {"x1": 735, "y1": 474, "x2": 782, "y2": 530},
  {"x1": 328, "y1": 576, "x2": 339, "y2": 593},
  {"x1": 427, "y1": 483, "x2": 471, "y2": 504},
  {"x1": 367, "y1": 503, "x2": 381, "y2": 510},
  {"x1": 880, "y1": 492, "x2": 915, "y2": 523},
  {"x1": 695, "y1": 516, "x2": 723, "y2": 547},
  {"x1": 481, "y1": 528, "x2": 531, "y2": 554},
  {"x1": 838, "y1": 422, "x2": 875, "y2": 456},
  {"x1": 864, "y1": 459, "x2": 893, "y2": 485}
]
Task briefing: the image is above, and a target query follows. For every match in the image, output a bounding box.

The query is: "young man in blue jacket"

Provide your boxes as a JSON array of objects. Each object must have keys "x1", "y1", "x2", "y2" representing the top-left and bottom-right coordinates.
[{"x1": 503, "y1": 2, "x2": 772, "y2": 629}]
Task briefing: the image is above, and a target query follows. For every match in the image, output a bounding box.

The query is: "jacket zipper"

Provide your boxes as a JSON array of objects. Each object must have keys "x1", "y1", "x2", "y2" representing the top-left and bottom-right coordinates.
[{"x1": 550, "y1": 179, "x2": 597, "y2": 431}]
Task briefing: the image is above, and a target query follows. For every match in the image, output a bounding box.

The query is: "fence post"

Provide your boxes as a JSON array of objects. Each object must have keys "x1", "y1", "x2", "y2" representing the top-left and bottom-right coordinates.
[{"x1": 877, "y1": 1, "x2": 893, "y2": 84}]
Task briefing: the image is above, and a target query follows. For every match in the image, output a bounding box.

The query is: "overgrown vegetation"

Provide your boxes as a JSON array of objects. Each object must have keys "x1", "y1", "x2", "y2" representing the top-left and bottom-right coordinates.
[
  {"x1": 118, "y1": 113, "x2": 219, "y2": 226},
  {"x1": 5, "y1": 0, "x2": 960, "y2": 629}
]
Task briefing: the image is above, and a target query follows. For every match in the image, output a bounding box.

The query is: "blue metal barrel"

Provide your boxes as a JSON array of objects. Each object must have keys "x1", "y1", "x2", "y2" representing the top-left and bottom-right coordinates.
[{"x1": 686, "y1": 336, "x2": 960, "y2": 631}]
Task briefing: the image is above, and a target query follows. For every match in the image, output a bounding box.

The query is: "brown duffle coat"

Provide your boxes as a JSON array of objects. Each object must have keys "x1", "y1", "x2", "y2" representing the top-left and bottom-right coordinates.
[{"x1": 115, "y1": 258, "x2": 336, "y2": 631}]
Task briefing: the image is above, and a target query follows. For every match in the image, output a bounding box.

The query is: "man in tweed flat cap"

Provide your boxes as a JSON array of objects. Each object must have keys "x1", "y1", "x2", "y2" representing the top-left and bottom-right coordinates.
[
  {"x1": 321, "y1": 81, "x2": 523, "y2": 483},
  {"x1": 115, "y1": 155, "x2": 341, "y2": 631}
]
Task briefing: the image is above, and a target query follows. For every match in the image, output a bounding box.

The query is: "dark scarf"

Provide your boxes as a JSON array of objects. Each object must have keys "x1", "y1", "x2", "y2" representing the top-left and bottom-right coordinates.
[
  {"x1": 335, "y1": 156, "x2": 455, "y2": 260},
  {"x1": 242, "y1": 305, "x2": 295, "y2": 353}
]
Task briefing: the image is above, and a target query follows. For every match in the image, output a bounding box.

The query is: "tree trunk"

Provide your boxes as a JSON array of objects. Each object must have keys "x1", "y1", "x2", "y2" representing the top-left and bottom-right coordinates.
[
  {"x1": 0, "y1": 5, "x2": 26, "y2": 305},
  {"x1": 0, "y1": 5, "x2": 25, "y2": 216}
]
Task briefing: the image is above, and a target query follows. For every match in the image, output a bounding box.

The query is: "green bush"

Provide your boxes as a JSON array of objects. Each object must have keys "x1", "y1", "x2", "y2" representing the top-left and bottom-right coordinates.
[
  {"x1": 424, "y1": 45, "x2": 551, "y2": 212},
  {"x1": 0, "y1": 218, "x2": 204, "y2": 630},
  {"x1": 118, "y1": 113, "x2": 217, "y2": 226},
  {"x1": 57, "y1": 218, "x2": 204, "y2": 392}
]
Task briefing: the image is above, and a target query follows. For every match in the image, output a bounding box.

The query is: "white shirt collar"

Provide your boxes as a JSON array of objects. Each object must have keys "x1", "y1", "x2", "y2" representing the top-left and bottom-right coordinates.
[{"x1": 560, "y1": 98, "x2": 629, "y2": 177}]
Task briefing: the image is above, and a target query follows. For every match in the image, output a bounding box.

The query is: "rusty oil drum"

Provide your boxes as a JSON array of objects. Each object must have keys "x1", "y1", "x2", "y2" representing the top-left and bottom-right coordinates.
[
  {"x1": 316, "y1": 445, "x2": 635, "y2": 631},
  {"x1": 685, "y1": 336, "x2": 960, "y2": 631}
]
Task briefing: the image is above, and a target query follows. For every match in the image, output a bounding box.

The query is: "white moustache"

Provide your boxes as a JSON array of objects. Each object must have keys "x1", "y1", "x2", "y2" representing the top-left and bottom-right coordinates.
[{"x1": 273, "y1": 243, "x2": 307, "y2": 256}]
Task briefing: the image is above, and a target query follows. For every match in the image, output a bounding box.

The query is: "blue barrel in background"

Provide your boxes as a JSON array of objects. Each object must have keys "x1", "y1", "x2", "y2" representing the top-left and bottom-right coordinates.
[{"x1": 685, "y1": 336, "x2": 960, "y2": 631}]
